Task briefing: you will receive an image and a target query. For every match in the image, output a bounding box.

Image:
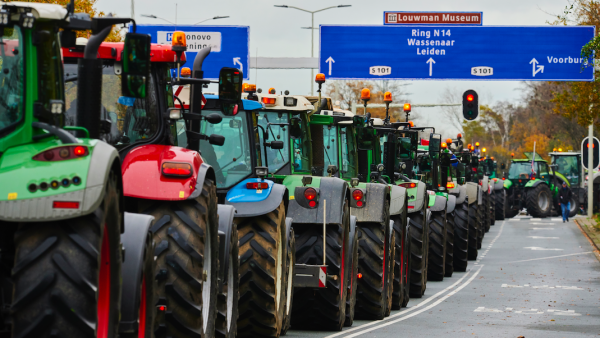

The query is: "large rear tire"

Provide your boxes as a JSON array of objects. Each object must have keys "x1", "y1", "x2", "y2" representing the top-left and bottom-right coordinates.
[
  {"x1": 489, "y1": 190, "x2": 496, "y2": 226},
  {"x1": 391, "y1": 207, "x2": 408, "y2": 310},
  {"x1": 444, "y1": 209, "x2": 455, "y2": 278},
  {"x1": 453, "y1": 201, "x2": 469, "y2": 271},
  {"x1": 482, "y1": 192, "x2": 490, "y2": 233},
  {"x1": 408, "y1": 208, "x2": 428, "y2": 298},
  {"x1": 280, "y1": 226, "x2": 295, "y2": 336},
  {"x1": 144, "y1": 180, "x2": 219, "y2": 338},
  {"x1": 292, "y1": 202, "x2": 350, "y2": 330},
  {"x1": 344, "y1": 224, "x2": 359, "y2": 327},
  {"x1": 495, "y1": 189, "x2": 506, "y2": 220},
  {"x1": 355, "y1": 201, "x2": 392, "y2": 320},
  {"x1": 468, "y1": 201, "x2": 479, "y2": 260},
  {"x1": 216, "y1": 223, "x2": 239, "y2": 338},
  {"x1": 476, "y1": 199, "x2": 484, "y2": 248},
  {"x1": 11, "y1": 171, "x2": 122, "y2": 338},
  {"x1": 526, "y1": 184, "x2": 552, "y2": 218},
  {"x1": 237, "y1": 202, "x2": 287, "y2": 337},
  {"x1": 427, "y1": 209, "x2": 447, "y2": 281}
]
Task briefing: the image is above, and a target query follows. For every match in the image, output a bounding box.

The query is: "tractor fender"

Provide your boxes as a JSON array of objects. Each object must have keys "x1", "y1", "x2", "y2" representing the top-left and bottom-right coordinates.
[
  {"x1": 446, "y1": 194, "x2": 457, "y2": 213},
  {"x1": 481, "y1": 176, "x2": 489, "y2": 193},
  {"x1": 216, "y1": 205, "x2": 236, "y2": 290},
  {"x1": 188, "y1": 162, "x2": 216, "y2": 200},
  {"x1": 119, "y1": 212, "x2": 154, "y2": 334},
  {"x1": 121, "y1": 144, "x2": 205, "y2": 201},
  {"x1": 429, "y1": 194, "x2": 447, "y2": 212},
  {"x1": 466, "y1": 182, "x2": 478, "y2": 205},
  {"x1": 389, "y1": 184, "x2": 407, "y2": 216},
  {"x1": 525, "y1": 179, "x2": 546, "y2": 189},
  {"x1": 455, "y1": 185, "x2": 467, "y2": 204},
  {"x1": 226, "y1": 182, "x2": 288, "y2": 218},
  {"x1": 407, "y1": 180, "x2": 427, "y2": 213},
  {"x1": 494, "y1": 179, "x2": 504, "y2": 191},
  {"x1": 288, "y1": 177, "x2": 347, "y2": 225},
  {"x1": 503, "y1": 179, "x2": 513, "y2": 190},
  {"x1": 350, "y1": 183, "x2": 389, "y2": 223}
]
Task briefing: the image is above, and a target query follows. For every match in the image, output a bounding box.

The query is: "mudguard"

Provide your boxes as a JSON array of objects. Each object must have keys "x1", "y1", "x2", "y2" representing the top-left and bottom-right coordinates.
[
  {"x1": 430, "y1": 195, "x2": 447, "y2": 212},
  {"x1": 446, "y1": 194, "x2": 457, "y2": 213},
  {"x1": 350, "y1": 183, "x2": 389, "y2": 223},
  {"x1": 122, "y1": 144, "x2": 206, "y2": 201},
  {"x1": 345, "y1": 215, "x2": 358, "y2": 285},
  {"x1": 482, "y1": 176, "x2": 489, "y2": 193},
  {"x1": 524, "y1": 179, "x2": 546, "y2": 189},
  {"x1": 217, "y1": 204, "x2": 236, "y2": 290},
  {"x1": 189, "y1": 162, "x2": 216, "y2": 200},
  {"x1": 451, "y1": 185, "x2": 467, "y2": 204},
  {"x1": 226, "y1": 181, "x2": 288, "y2": 217},
  {"x1": 389, "y1": 184, "x2": 407, "y2": 216},
  {"x1": 288, "y1": 177, "x2": 348, "y2": 225},
  {"x1": 493, "y1": 179, "x2": 504, "y2": 191},
  {"x1": 466, "y1": 182, "x2": 478, "y2": 205},
  {"x1": 407, "y1": 180, "x2": 427, "y2": 213},
  {"x1": 503, "y1": 179, "x2": 513, "y2": 190},
  {"x1": 119, "y1": 212, "x2": 154, "y2": 334}
]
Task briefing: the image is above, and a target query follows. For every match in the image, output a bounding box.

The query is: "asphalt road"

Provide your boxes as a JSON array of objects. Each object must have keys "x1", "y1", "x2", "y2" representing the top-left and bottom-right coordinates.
[{"x1": 287, "y1": 216, "x2": 600, "y2": 337}]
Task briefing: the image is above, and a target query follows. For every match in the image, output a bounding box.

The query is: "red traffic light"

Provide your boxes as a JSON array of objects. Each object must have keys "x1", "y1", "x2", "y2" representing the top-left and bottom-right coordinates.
[{"x1": 466, "y1": 94, "x2": 474, "y2": 102}]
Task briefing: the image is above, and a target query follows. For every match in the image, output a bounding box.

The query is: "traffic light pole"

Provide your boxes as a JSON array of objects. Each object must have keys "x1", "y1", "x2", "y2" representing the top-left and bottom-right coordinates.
[{"x1": 588, "y1": 124, "x2": 593, "y2": 216}]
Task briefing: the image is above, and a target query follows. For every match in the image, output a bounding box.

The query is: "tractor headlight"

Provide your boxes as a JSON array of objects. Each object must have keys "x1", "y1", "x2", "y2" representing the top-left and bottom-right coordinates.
[{"x1": 255, "y1": 166, "x2": 268, "y2": 177}]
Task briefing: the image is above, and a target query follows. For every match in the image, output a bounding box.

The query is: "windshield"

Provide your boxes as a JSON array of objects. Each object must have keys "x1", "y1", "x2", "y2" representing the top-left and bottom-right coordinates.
[
  {"x1": 340, "y1": 125, "x2": 357, "y2": 179},
  {"x1": 398, "y1": 137, "x2": 412, "y2": 160},
  {"x1": 553, "y1": 155, "x2": 580, "y2": 185},
  {"x1": 292, "y1": 112, "x2": 311, "y2": 173},
  {"x1": 64, "y1": 61, "x2": 160, "y2": 146},
  {"x1": 257, "y1": 111, "x2": 289, "y2": 173},
  {"x1": 0, "y1": 27, "x2": 23, "y2": 136},
  {"x1": 508, "y1": 161, "x2": 548, "y2": 180},
  {"x1": 200, "y1": 109, "x2": 253, "y2": 189}
]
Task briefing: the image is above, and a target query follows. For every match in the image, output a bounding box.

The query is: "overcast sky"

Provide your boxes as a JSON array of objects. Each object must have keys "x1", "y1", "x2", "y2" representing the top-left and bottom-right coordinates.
[{"x1": 97, "y1": 0, "x2": 570, "y2": 136}]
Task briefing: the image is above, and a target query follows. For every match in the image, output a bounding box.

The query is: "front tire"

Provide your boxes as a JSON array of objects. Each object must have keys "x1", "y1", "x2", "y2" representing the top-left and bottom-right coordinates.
[
  {"x1": 408, "y1": 208, "x2": 428, "y2": 298},
  {"x1": 526, "y1": 184, "x2": 552, "y2": 218},
  {"x1": 392, "y1": 210, "x2": 409, "y2": 310},
  {"x1": 489, "y1": 190, "x2": 496, "y2": 226},
  {"x1": 468, "y1": 201, "x2": 479, "y2": 260},
  {"x1": 427, "y1": 209, "x2": 447, "y2": 281},
  {"x1": 569, "y1": 195, "x2": 580, "y2": 218},
  {"x1": 344, "y1": 223, "x2": 359, "y2": 327},
  {"x1": 495, "y1": 189, "x2": 506, "y2": 220},
  {"x1": 453, "y1": 201, "x2": 469, "y2": 271},
  {"x1": 12, "y1": 171, "x2": 122, "y2": 338},
  {"x1": 444, "y1": 209, "x2": 455, "y2": 278},
  {"x1": 216, "y1": 223, "x2": 239, "y2": 338}
]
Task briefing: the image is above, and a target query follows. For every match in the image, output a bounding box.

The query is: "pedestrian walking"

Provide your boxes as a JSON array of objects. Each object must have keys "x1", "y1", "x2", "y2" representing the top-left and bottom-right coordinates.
[{"x1": 558, "y1": 181, "x2": 572, "y2": 222}]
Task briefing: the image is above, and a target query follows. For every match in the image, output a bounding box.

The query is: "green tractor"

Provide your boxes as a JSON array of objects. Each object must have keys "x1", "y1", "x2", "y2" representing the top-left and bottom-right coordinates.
[
  {"x1": 550, "y1": 151, "x2": 584, "y2": 217},
  {"x1": 504, "y1": 152, "x2": 566, "y2": 218},
  {"x1": 0, "y1": 2, "x2": 155, "y2": 337}
]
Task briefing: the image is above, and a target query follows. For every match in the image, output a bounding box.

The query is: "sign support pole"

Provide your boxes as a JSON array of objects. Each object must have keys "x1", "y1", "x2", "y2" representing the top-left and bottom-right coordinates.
[{"x1": 588, "y1": 124, "x2": 594, "y2": 217}]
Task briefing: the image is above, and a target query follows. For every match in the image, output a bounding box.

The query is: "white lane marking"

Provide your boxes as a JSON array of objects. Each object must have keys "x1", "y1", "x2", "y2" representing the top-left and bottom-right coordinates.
[
  {"x1": 474, "y1": 307, "x2": 503, "y2": 312},
  {"x1": 342, "y1": 265, "x2": 484, "y2": 338},
  {"x1": 527, "y1": 236, "x2": 559, "y2": 239},
  {"x1": 474, "y1": 308, "x2": 581, "y2": 315},
  {"x1": 501, "y1": 284, "x2": 583, "y2": 290},
  {"x1": 531, "y1": 222, "x2": 554, "y2": 225},
  {"x1": 508, "y1": 251, "x2": 593, "y2": 263},
  {"x1": 551, "y1": 218, "x2": 563, "y2": 221},
  {"x1": 532, "y1": 227, "x2": 554, "y2": 230},
  {"x1": 514, "y1": 308, "x2": 544, "y2": 314},
  {"x1": 531, "y1": 218, "x2": 543, "y2": 221},
  {"x1": 323, "y1": 271, "x2": 472, "y2": 338},
  {"x1": 476, "y1": 221, "x2": 505, "y2": 263},
  {"x1": 524, "y1": 247, "x2": 563, "y2": 251},
  {"x1": 547, "y1": 309, "x2": 582, "y2": 316}
]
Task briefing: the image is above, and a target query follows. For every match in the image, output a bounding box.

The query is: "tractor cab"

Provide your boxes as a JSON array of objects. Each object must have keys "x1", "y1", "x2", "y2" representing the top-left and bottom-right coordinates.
[{"x1": 550, "y1": 151, "x2": 582, "y2": 187}]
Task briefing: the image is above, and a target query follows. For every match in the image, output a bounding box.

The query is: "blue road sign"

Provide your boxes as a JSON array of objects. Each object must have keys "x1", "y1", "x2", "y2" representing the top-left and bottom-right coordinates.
[
  {"x1": 319, "y1": 25, "x2": 594, "y2": 81},
  {"x1": 135, "y1": 25, "x2": 249, "y2": 79}
]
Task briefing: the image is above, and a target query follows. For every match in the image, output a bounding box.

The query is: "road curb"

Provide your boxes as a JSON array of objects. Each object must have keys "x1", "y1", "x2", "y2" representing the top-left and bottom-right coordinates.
[{"x1": 574, "y1": 219, "x2": 600, "y2": 263}]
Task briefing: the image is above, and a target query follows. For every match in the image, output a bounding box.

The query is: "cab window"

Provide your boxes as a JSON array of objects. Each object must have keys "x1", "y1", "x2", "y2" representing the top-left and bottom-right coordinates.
[
  {"x1": 322, "y1": 125, "x2": 338, "y2": 176},
  {"x1": 340, "y1": 125, "x2": 358, "y2": 179}
]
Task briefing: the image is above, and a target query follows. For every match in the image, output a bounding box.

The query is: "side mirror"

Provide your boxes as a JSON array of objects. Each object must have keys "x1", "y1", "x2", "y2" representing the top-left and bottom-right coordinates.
[
  {"x1": 429, "y1": 133, "x2": 441, "y2": 153},
  {"x1": 327, "y1": 165, "x2": 339, "y2": 175},
  {"x1": 269, "y1": 141, "x2": 284, "y2": 150},
  {"x1": 218, "y1": 67, "x2": 243, "y2": 115},
  {"x1": 205, "y1": 113, "x2": 223, "y2": 124},
  {"x1": 121, "y1": 33, "x2": 151, "y2": 99},
  {"x1": 167, "y1": 108, "x2": 182, "y2": 120},
  {"x1": 209, "y1": 134, "x2": 225, "y2": 146},
  {"x1": 229, "y1": 119, "x2": 242, "y2": 129}
]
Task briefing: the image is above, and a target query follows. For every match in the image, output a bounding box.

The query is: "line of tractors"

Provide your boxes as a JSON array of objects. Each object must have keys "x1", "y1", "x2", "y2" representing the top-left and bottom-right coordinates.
[{"x1": 0, "y1": 2, "x2": 584, "y2": 338}]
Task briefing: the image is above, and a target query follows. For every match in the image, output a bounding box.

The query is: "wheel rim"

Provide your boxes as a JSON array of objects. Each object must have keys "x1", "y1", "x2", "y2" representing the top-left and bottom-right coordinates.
[
  {"x1": 226, "y1": 254, "x2": 234, "y2": 330},
  {"x1": 202, "y1": 222, "x2": 212, "y2": 333},
  {"x1": 138, "y1": 276, "x2": 146, "y2": 338},
  {"x1": 538, "y1": 191, "x2": 549, "y2": 210},
  {"x1": 97, "y1": 224, "x2": 111, "y2": 338},
  {"x1": 275, "y1": 227, "x2": 282, "y2": 312}
]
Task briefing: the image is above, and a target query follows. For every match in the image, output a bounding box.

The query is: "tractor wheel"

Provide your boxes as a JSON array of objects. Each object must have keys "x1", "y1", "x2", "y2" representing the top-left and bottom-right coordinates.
[
  {"x1": 292, "y1": 202, "x2": 350, "y2": 330},
  {"x1": 344, "y1": 224, "x2": 359, "y2": 327},
  {"x1": 216, "y1": 223, "x2": 239, "y2": 338},
  {"x1": 483, "y1": 192, "x2": 491, "y2": 233},
  {"x1": 355, "y1": 201, "x2": 392, "y2": 320},
  {"x1": 143, "y1": 180, "x2": 219, "y2": 338},
  {"x1": 444, "y1": 209, "x2": 455, "y2": 278},
  {"x1": 468, "y1": 201, "x2": 479, "y2": 260},
  {"x1": 526, "y1": 184, "x2": 552, "y2": 218},
  {"x1": 401, "y1": 225, "x2": 411, "y2": 308},
  {"x1": 568, "y1": 195, "x2": 580, "y2": 218},
  {"x1": 392, "y1": 211, "x2": 409, "y2": 310},
  {"x1": 476, "y1": 199, "x2": 484, "y2": 248},
  {"x1": 427, "y1": 209, "x2": 447, "y2": 281},
  {"x1": 237, "y1": 202, "x2": 288, "y2": 337},
  {"x1": 453, "y1": 201, "x2": 469, "y2": 271},
  {"x1": 494, "y1": 189, "x2": 506, "y2": 220},
  {"x1": 280, "y1": 226, "x2": 295, "y2": 336},
  {"x1": 384, "y1": 234, "x2": 395, "y2": 317},
  {"x1": 408, "y1": 208, "x2": 428, "y2": 298},
  {"x1": 11, "y1": 171, "x2": 122, "y2": 338},
  {"x1": 490, "y1": 190, "x2": 496, "y2": 226}
]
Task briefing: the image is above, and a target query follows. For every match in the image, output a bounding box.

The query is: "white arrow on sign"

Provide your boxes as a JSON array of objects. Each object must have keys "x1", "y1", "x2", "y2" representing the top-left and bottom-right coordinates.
[
  {"x1": 530, "y1": 58, "x2": 544, "y2": 77},
  {"x1": 326, "y1": 56, "x2": 335, "y2": 76},
  {"x1": 233, "y1": 57, "x2": 243, "y2": 70},
  {"x1": 426, "y1": 58, "x2": 435, "y2": 76}
]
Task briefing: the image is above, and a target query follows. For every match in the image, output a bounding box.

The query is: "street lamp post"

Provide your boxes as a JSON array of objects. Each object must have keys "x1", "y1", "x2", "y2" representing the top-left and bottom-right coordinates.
[
  {"x1": 141, "y1": 14, "x2": 229, "y2": 26},
  {"x1": 275, "y1": 4, "x2": 351, "y2": 95}
]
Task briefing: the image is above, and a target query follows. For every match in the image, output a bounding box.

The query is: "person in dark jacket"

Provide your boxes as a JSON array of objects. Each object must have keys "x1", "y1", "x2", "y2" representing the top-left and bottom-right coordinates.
[{"x1": 558, "y1": 181, "x2": 572, "y2": 222}]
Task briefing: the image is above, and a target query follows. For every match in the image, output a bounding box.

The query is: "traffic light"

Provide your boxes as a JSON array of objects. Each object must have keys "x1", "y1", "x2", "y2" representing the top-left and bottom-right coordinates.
[
  {"x1": 581, "y1": 136, "x2": 600, "y2": 170},
  {"x1": 462, "y1": 89, "x2": 479, "y2": 120}
]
